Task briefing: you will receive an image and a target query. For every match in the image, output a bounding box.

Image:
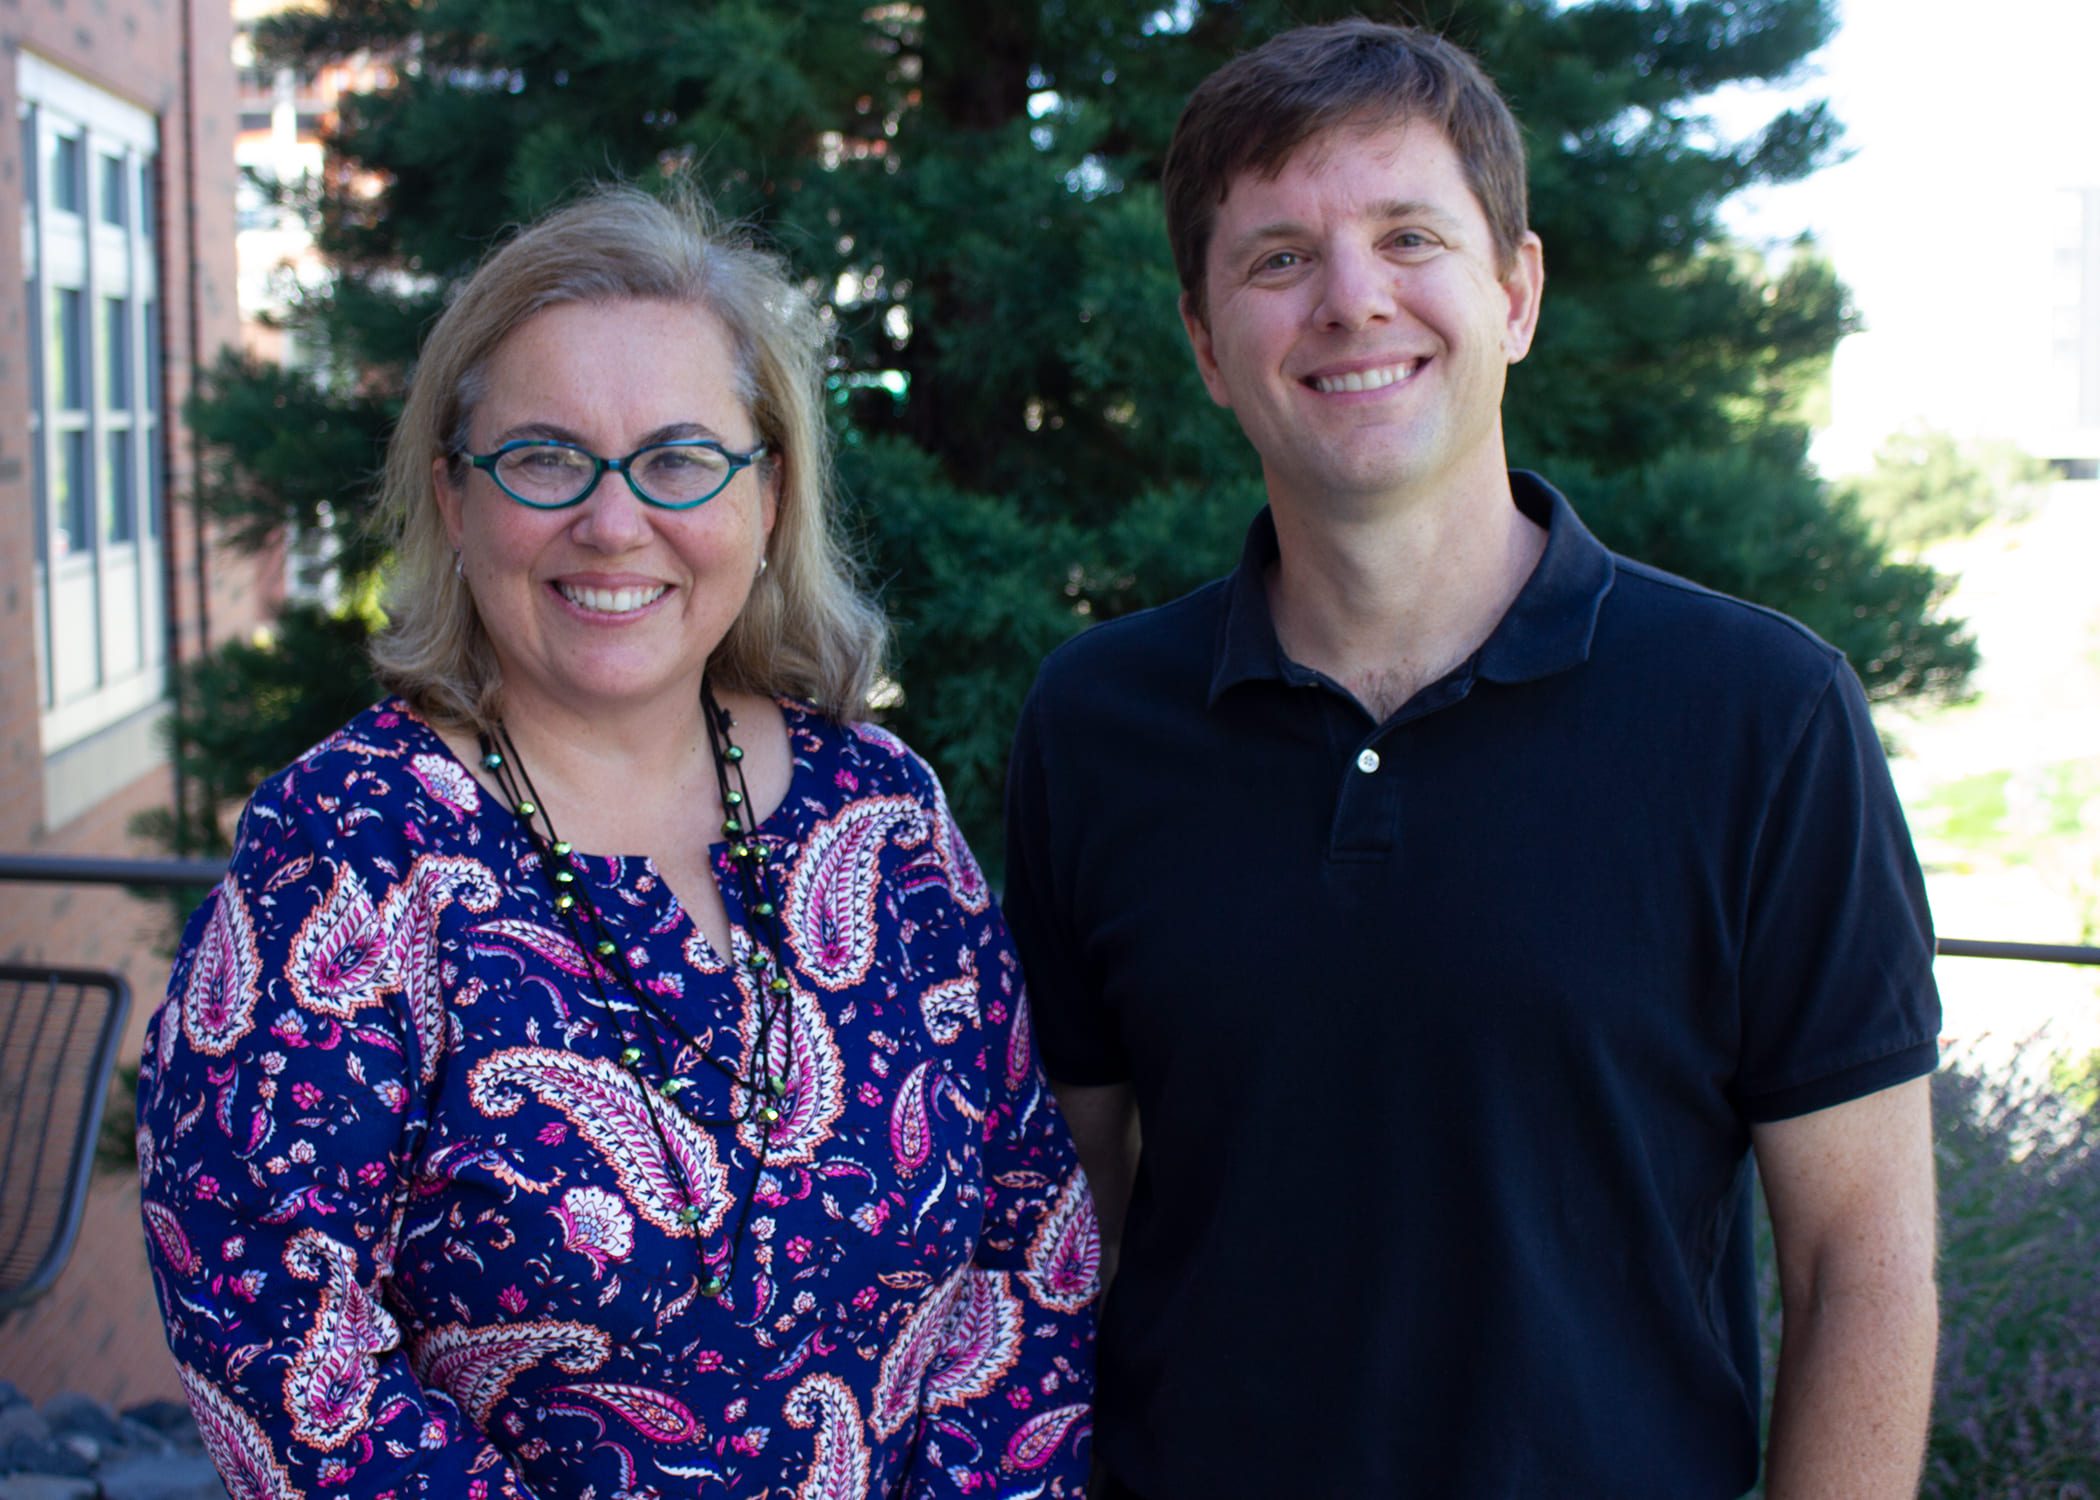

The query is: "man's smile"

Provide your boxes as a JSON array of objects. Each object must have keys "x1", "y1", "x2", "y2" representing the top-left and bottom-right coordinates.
[{"x1": 1307, "y1": 359, "x2": 1426, "y2": 394}]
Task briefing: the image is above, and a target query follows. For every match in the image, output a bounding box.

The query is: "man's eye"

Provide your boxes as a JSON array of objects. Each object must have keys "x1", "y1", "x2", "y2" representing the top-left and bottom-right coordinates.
[{"x1": 1254, "y1": 250, "x2": 1303, "y2": 274}]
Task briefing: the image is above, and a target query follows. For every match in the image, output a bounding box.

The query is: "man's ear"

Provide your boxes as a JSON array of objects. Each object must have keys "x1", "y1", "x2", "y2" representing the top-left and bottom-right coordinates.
[
  {"x1": 1179, "y1": 291, "x2": 1233, "y2": 410},
  {"x1": 1501, "y1": 231, "x2": 1546, "y2": 364}
]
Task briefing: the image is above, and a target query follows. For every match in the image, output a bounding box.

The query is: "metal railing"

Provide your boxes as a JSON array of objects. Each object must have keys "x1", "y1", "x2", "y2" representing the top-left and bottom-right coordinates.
[{"x1": 1, "y1": 853, "x2": 2095, "y2": 964}]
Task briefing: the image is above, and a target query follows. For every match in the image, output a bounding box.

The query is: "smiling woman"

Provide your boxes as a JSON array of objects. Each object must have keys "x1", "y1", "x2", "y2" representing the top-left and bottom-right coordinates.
[{"x1": 134, "y1": 186, "x2": 1098, "y2": 1500}]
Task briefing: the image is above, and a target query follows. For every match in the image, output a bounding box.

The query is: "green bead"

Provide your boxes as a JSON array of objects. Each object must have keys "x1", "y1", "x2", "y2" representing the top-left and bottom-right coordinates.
[
  {"x1": 517, "y1": 799, "x2": 537, "y2": 817},
  {"x1": 621, "y1": 1046, "x2": 642, "y2": 1066},
  {"x1": 553, "y1": 869, "x2": 574, "y2": 885},
  {"x1": 554, "y1": 893, "x2": 575, "y2": 911},
  {"x1": 748, "y1": 952, "x2": 769, "y2": 971},
  {"x1": 724, "y1": 745, "x2": 744, "y2": 762},
  {"x1": 679, "y1": 1205, "x2": 703, "y2": 1225},
  {"x1": 552, "y1": 840, "x2": 572, "y2": 856},
  {"x1": 660, "y1": 1078, "x2": 685, "y2": 1097},
  {"x1": 702, "y1": 1274, "x2": 726, "y2": 1295},
  {"x1": 769, "y1": 976, "x2": 790, "y2": 994},
  {"x1": 754, "y1": 901, "x2": 775, "y2": 918},
  {"x1": 481, "y1": 751, "x2": 503, "y2": 770},
  {"x1": 731, "y1": 844, "x2": 752, "y2": 860},
  {"x1": 723, "y1": 819, "x2": 742, "y2": 836},
  {"x1": 596, "y1": 940, "x2": 617, "y2": 956},
  {"x1": 725, "y1": 790, "x2": 744, "y2": 807},
  {"x1": 759, "y1": 1104, "x2": 781, "y2": 1125},
  {"x1": 768, "y1": 1075, "x2": 786, "y2": 1096}
]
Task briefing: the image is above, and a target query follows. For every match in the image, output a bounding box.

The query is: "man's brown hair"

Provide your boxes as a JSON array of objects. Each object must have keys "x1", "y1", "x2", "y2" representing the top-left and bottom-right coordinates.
[{"x1": 1163, "y1": 19, "x2": 1530, "y2": 320}]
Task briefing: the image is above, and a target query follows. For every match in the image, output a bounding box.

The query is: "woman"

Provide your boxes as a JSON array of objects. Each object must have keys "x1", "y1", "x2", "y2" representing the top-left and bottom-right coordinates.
[{"x1": 137, "y1": 186, "x2": 1097, "y2": 1500}]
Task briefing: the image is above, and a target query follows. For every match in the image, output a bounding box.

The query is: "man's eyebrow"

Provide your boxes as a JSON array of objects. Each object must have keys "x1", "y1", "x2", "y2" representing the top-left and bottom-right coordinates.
[{"x1": 1222, "y1": 199, "x2": 1460, "y2": 258}]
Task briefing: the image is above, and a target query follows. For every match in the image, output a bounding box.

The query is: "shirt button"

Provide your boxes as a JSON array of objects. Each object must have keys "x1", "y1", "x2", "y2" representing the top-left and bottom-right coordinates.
[{"x1": 1355, "y1": 748, "x2": 1381, "y2": 774}]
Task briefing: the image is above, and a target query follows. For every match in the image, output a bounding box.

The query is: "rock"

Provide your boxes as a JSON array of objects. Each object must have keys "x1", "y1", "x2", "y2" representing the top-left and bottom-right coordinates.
[
  {"x1": 117, "y1": 1402, "x2": 192, "y2": 1437},
  {"x1": 37, "y1": 1396, "x2": 118, "y2": 1447},
  {"x1": 96, "y1": 1452, "x2": 228, "y2": 1500},
  {"x1": 0, "y1": 1437, "x2": 91, "y2": 1479},
  {"x1": 0, "y1": 1406, "x2": 50, "y2": 1453},
  {"x1": 0, "y1": 1475, "x2": 98, "y2": 1500}
]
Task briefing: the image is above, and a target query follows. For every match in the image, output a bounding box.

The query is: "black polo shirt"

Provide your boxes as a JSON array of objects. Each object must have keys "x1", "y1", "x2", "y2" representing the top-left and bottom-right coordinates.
[{"x1": 1003, "y1": 473, "x2": 1939, "y2": 1500}]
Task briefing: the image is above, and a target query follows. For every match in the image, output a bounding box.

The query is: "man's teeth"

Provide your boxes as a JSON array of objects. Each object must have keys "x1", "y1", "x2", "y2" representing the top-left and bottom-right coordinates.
[
  {"x1": 560, "y1": 583, "x2": 666, "y2": 614},
  {"x1": 1312, "y1": 362, "x2": 1418, "y2": 394}
]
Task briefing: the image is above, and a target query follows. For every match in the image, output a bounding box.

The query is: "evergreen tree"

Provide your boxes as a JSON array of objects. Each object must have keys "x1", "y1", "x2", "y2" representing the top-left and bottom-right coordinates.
[{"x1": 174, "y1": 0, "x2": 1973, "y2": 865}]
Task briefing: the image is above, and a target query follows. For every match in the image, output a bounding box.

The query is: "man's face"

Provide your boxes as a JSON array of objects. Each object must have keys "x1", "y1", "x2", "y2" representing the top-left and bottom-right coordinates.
[{"x1": 1182, "y1": 117, "x2": 1544, "y2": 515}]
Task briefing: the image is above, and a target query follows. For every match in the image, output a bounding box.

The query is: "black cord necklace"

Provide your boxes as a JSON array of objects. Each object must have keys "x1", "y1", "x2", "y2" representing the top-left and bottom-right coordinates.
[{"x1": 475, "y1": 680, "x2": 795, "y2": 1302}]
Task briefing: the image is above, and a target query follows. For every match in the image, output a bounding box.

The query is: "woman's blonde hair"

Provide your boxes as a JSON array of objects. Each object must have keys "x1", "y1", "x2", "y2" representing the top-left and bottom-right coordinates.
[{"x1": 369, "y1": 183, "x2": 887, "y2": 726}]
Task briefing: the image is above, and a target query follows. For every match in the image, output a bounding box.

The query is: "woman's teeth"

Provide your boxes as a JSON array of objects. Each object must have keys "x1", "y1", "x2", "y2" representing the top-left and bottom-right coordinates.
[{"x1": 559, "y1": 583, "x2": 667, "y2": 614}]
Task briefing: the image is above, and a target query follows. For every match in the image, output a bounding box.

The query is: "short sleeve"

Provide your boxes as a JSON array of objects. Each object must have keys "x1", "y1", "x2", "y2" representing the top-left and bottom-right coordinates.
[
  {"x1": 1734, "y1": 659, "x2": 1941, "y2": 1122},
  {"x1": 1002, "y1": 683, "x2": 1131, "y2": 1087}
]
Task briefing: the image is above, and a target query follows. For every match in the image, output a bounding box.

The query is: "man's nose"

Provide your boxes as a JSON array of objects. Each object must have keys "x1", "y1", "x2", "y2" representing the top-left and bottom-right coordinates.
[{"x1": 1314, "y1": 242, "x2": 1399, "y2": 330}]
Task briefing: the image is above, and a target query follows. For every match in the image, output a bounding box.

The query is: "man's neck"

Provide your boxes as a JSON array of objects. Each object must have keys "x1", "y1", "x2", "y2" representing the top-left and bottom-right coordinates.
[{"x1": 1264, "y1": 469, "x2": 1547, "y2": 722}]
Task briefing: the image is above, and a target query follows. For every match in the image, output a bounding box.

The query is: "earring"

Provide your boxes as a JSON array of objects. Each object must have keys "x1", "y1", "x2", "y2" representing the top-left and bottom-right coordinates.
[
  {"x1": 453, "y1": 549, "x2": 465, "y2": 581},
  {"x1": 756, "y1": 556, "x2": 769, "y2": 578}
]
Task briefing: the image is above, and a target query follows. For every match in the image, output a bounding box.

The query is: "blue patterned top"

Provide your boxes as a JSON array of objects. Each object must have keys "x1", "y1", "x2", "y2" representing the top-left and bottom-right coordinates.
[{"x1": 138, "y1": 700, "x2": 1096, "y2": 1500}]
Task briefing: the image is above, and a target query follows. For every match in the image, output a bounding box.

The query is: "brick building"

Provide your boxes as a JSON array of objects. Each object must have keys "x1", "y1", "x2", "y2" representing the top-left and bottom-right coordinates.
[{"x1": 0, "y1": 0, "x2": 280, "y2": 1401}]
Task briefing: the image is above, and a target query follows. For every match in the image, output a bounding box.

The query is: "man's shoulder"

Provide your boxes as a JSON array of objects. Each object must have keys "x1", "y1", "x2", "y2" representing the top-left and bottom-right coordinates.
[
  {"x1": 1030, "y1": 575, "x2": 1236, "y2": 705},
  {"x1": 1599, "y1": 552, "x2": 1846, "y2": 697}
]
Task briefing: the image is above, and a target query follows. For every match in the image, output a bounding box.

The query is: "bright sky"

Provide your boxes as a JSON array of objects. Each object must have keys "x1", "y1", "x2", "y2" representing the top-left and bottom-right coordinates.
[{"x1": 1710, "y1": 0, "x2": 2100, "y2": 475}]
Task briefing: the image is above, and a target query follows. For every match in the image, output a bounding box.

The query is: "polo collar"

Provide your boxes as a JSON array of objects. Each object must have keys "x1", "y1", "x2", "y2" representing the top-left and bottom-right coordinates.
[{"x1": 1208, "y1": 471, "x2": 1615, "y2": 705}]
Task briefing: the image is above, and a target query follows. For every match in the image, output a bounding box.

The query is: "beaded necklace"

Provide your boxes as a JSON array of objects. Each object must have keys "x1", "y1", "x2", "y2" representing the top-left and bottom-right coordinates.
[{"x1": 476, "y1": 681, "x2": 794, "y2": 1301}]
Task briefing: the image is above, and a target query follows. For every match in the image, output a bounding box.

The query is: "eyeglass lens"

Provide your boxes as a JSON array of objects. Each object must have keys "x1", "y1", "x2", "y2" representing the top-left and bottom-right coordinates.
[{"x1": 495, "y1": 442, "x2": 735, "y2": 506}]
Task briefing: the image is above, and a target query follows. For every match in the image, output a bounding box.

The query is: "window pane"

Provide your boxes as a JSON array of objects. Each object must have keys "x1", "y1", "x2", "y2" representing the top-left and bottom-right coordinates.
[
  {"x1": 56, "y1": 288, "x2": 86, "y2": 411},
  {"x1": 99, "y1": 153, "x2": 125, "y2": 225},
  {"x1": 104, "y1": 431, "x2": 134, "y2": 543},
  {"x1": 139, "y1": 160, "x2": 156, "y2": 239},
  {"x1": 51, "y1": 134, "x2": 80, "y2": 213},
  {"x1": 103, "y1": 297, "x2": 130, "y2": 409},
  {"x1": 19, "y1": 115, "x2": 36, "y2": 210},
  {"x1": 56, "y1": 428, "x2": 88, "y2": 555}
]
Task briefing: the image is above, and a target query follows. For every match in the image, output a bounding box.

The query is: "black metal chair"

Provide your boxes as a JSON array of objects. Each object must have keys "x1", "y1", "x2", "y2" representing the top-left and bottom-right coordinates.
[{"x1": 0, "y1": 964, "x2": 131, "y2": 1314}]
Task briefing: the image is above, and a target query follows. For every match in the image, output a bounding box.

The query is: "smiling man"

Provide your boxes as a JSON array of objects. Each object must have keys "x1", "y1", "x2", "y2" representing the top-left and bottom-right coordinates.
[{"x1": 1003, "y1": 20, "x2": 1940, "y2": 1500}]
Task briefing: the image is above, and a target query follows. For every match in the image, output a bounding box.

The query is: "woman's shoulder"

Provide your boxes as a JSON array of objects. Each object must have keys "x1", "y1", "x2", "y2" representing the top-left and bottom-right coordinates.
[{"x1": 783, "y1": 701, "x2": 948, "y2": 807}]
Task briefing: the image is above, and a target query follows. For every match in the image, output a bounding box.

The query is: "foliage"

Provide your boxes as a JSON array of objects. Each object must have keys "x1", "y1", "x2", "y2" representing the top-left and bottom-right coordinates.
[
  {"x1": 169, "y1": 0, "x2": 1974, "y2": 867},
  {"x1": 1922, "y1": 1054, "x2": 2100, "y2": 1496},
  {"x1": 1842, "y1": 425, "x2": 2051, "y2": 553}
]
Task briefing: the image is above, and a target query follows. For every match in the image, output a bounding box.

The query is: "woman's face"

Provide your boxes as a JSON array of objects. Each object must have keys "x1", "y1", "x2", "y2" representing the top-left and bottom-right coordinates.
[{"x1": 437, "y1": 298, "x2": 776, "y2": 729}]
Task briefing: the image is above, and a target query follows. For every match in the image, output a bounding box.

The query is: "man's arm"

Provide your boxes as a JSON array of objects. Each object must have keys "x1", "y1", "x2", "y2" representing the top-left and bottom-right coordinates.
[
  {"x1": 1753, "y1": 1074, "x2": 1937, "y2": 1499},
  {"x1": 1051, "y1": 1081, "x2": 1140, "y2": 1291}
]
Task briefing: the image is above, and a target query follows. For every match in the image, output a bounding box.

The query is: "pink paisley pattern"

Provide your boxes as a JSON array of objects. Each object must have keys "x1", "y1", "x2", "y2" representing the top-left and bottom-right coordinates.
[
  {"x1": 138, "y1": 700, "x2": 1093, "y2": 1500},
  {"x1": 407, "y1": 753, "x2": 480, "y2": 820},
  {"x1": 282, "y1": 1229, "x2": 400, "y2": 1450},
  {"x1": 922, "y1": 1272, "x2": 1027, "y2": 1413},
  {"x1": 783, "y1": 795, "x2": 926, "y2": 989},
  {"x1": 787, "y1": 1373, "x2": 871, "y2": 1500},
  {"x1": 890, "y1": 1060, "x2": 934, "y2": 1175},
  {"x1": 733, "y1": 969, "x2": 846, "y2": 1165},
  {"x1": 870, "y1": 1267, "x2": 968, "y2": 1440},
  {"x1": 411, "y1": 1320, "x2": 611, "y2": 1428},
  {"x1": 469, "y1": 1048, "x2": 732, "y2": 1235},
  {"x1": 179, "y1": 1364, "x2": 306, "y2": 1500},
  {"x1": 1023, "y1": 1174, "x2": 1102, "y2": 1315},
  {"x1": 546, "y1": 1383, "x2": 697, "y2": 1443},
  {"x1": 181, "y1": 876, "x2": 261, "y2": 1057},
  {"x1": 1003, "y1": 1403, "x2": 1091, "y2": 1473}
]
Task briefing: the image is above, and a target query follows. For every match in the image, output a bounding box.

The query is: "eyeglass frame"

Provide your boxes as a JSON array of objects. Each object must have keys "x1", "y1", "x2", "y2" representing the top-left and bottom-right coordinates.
[{"x1": 461, "y1": 437, "x2": 771, "y2": 511}]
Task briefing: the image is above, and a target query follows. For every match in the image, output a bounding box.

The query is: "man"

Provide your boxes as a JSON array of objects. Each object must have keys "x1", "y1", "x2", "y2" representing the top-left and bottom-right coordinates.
[{"x1": 1002, "y1": 20, "x2": 1938, "y2": 1500}]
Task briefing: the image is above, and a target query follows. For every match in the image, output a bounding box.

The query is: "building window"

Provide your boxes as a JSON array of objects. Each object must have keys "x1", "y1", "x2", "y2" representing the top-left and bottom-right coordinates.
[{"x1": 20, "y1": 52, "x2": 165, "y2": 756}]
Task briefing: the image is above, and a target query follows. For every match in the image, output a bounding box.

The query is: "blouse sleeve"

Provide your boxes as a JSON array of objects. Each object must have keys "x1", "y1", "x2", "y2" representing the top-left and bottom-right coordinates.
[
  {"x1": 894, "y1": 777, "x2": 1098, "y2": 1498},
  {"x1": 136, "y1": 771, "x2": 536, "y2": 1500}
]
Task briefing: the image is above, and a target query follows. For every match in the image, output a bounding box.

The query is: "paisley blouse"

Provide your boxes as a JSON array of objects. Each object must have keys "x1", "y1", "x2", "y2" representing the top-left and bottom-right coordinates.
[{"x1": 137, "y1": 700, "x2": 1097, "y2": 1500}]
